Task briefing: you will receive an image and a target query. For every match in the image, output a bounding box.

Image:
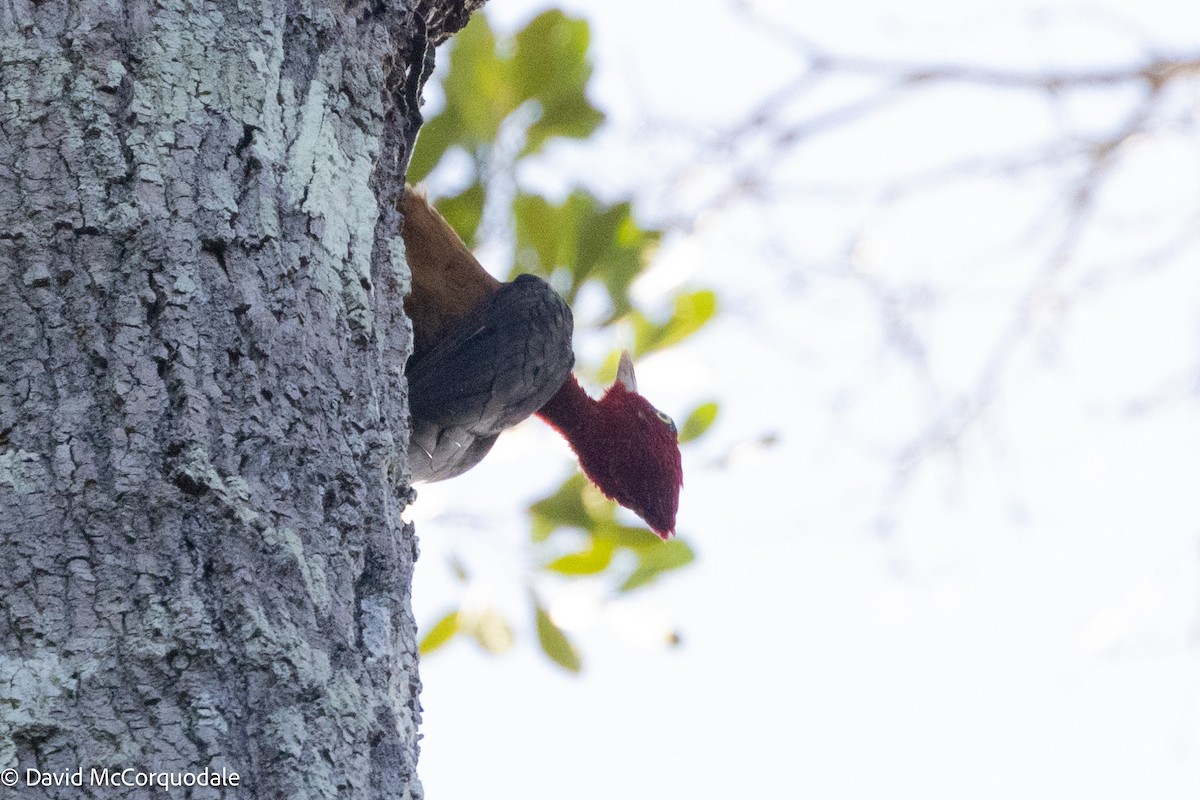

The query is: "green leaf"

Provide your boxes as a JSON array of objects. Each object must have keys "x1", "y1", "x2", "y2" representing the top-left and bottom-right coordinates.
[
  {"x1": 512, "y1": 11, "x2": 605, "y2": 155},
  {"x1": 513, "y1": 190, "x2": 658, "y2": 319},
  {"x1": 468, "y1": 607, "x2": 514, "y2": 653},
  {"x1": 535, "y1": 601, "x2": 582, "y2": 672},
  {"x1": 529, "y1": 473, "x2": 594, "y2": 541},
  {"x1": 577, "y1": 201, "x2": 642, "y2": 319},
  {"x1": 419, "y1": 610, "x2": 461, "y2": 654},
  {"x1": 634, "y1": 289, "x2": 718, "y2": 354},
  {"x1": 512, "y1": 191, "x2": 564, "y2": 279},
  {"x1": 435, "y1": 181, "x2": 487, "y2": 246},
  {"x1": 408, "y1": 10, "x2": 604, "y2": 184},
  {"x1": 441, "y1": 14, "x2": 513, "y2": 146},
  {"x1": 545, "y1": 535, "x2": 616, "y2": 575},
  {"x1": 406, "y1": 112, "x2": 456, "y2": 185},
  {"x1": 603, "y1": 522, "x2": 668, "y2": 549},
  {"x1": 679, "y1": 401, "x2": 719, "y2": 443},
  {"x1": 620, "y1": 539, "x2": 696, "y2": 592}
]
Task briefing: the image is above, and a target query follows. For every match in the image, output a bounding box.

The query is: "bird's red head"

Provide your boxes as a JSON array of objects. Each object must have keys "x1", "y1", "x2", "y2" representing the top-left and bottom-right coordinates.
[{"x1": 540, "y1": 352, "x2": 682, "y2": 538}]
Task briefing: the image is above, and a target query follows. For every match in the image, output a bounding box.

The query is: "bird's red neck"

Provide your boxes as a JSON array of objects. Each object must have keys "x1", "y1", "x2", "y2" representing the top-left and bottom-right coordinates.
[{"x1": 535, "y1": 374, "x2": 598, "y2": 441}]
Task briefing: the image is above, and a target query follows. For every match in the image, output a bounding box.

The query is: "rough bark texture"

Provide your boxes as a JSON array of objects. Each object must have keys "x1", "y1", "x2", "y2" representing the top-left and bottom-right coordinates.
[{"x1": 0, "y1": 0, "x2": 481, "y2": 797}]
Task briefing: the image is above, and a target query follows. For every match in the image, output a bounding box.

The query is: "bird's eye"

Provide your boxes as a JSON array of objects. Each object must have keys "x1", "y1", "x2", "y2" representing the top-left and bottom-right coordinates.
[{"x1": 655, "y1": 409, "x2": 677, "y2": 435}]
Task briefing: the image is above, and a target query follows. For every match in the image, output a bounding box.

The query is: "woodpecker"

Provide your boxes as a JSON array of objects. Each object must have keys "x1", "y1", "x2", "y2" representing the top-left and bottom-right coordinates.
[{"x1": 401, "y1": 187, "x2": 682, "y2": 537}]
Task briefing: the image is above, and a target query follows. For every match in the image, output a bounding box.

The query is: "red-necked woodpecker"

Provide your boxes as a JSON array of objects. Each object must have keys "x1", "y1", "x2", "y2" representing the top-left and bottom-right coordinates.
[{"x1": 401, "y1": 188, "x2": 682, "y2": 537}]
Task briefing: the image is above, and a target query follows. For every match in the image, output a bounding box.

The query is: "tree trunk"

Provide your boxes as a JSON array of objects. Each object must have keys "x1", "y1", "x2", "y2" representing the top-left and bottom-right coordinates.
[{"x1": 0, "y1": 1, "x2": 481, "y2": 796}]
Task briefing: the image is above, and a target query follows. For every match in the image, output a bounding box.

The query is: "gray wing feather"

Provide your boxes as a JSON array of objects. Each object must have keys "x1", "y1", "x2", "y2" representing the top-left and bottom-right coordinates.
[{"x1": 406, "y1": 275, "x2": 574, "y2": 482}]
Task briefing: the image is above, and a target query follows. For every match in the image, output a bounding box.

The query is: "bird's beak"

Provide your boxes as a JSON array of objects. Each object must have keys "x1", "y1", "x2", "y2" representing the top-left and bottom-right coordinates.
[{"x1": 615, "y1": 350, "x2": 638, "y2": 393}]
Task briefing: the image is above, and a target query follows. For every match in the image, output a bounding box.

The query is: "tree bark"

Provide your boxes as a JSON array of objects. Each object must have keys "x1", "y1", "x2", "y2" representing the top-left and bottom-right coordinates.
[{"x1": 0, "y1": 0, "x2": 481, "y2": 796}]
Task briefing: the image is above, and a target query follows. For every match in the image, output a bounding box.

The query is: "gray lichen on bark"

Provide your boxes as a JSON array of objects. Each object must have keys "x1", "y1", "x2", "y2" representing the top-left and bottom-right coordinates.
[{"x1": 0, "y1": 0, "x2": 481, "y2": 796}]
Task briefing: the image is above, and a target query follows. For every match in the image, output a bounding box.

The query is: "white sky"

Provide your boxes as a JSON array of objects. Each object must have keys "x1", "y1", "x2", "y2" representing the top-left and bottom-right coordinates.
[{"x1": 410, "y1": 1, "x2": 1200, "y2": 797}]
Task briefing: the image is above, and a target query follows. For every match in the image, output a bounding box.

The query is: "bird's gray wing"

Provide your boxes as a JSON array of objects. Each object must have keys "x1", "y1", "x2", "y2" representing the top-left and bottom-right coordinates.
[{"x1": 406, "y1": 274, "x2": 574, "y2": 482}]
